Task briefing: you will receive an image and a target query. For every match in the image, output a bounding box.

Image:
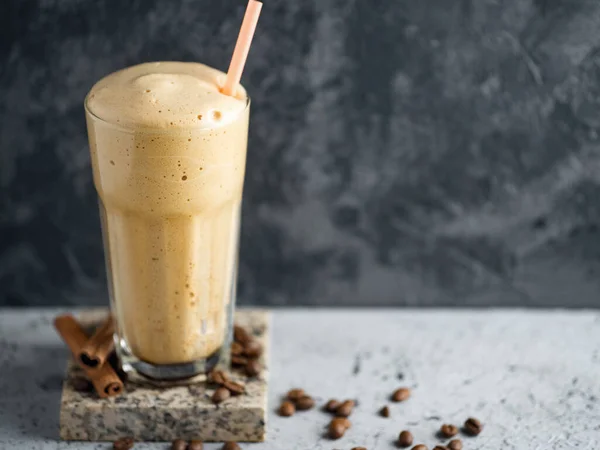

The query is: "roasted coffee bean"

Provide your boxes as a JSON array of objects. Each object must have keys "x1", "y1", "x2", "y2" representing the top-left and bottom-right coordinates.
[
  {"x1": 243, "y1": 341, "x2": 263, "y2": 358},
  {"x1": 397, "y1": 430, "x2": 413, "y2": 447},
  {"x1": 188, "y1": 440, "x2": 203, "y2": 450},
  {"x1": 231, "y1": 355, "x2": 249, "y2": 366},
  {"x1": 440, "y1": 424, "x2": 459, "y2": 438},
  {"x1": 324, "y1": 399, "x2": 340, "y2": 413},
  {"x1": 212, "y1": 387, "x2": 231, "y2": 404},
  {"x1": 170, "y1": 439, "x2": 187, "y2": 450},
  {"x1": 432, "y1": 446, "x2": 448, "y2": 450},
  {"x1": 447, "y1": 439, "x2": 463, "y2": 450},
  {"x1": 223, "y1": 380, "x2": 245, "y2": 395},
  {"x1": 231, "y1": 341, "x2": 244, "y2": 356},
  {"x1": 391, "y1": 387, "x2": 411, "y2": 402},
  {"x1": 351, "y1": 447, "x2": 367, "y2": 450},
  {"x1": 286, "y1": 388, "x2": 305, "y2": 402},
  {"x1": 339, "y1": 417, "x2": 351, "y2": 429},
  {"x1": 222, "y1": 442, "x2": 240, "y2": 450},
  {"x1": 278, "y1": 400, "x2": 295, "y2": 417},
  {"x1": 328, "y1": 418, "x2": 347, "y2": 439},
  {"x1": 411, "y1": 445, "x2": 428, "y2": 450},
  {"x1": 379, "y1": 405, "x2": 390, "y2": 417},
  {"x1": 245, "y1": 359, "x2": 261, "y2": 377},
  {"x1": 71, "y1": 376, "x2": 93, "y2": 392},
  {"x1": 113, "y1": 437, "x2": 135, "y2": 450},
  {"x1": 463, "y1": 417, "x2": 483, "y2": 436},
  {"x1": 335, "y1": 399, "x2": 355, "y2": 417},
  {"x1": 208, "y1": 370, "x2": 229, "y2": 385},
  {"x1": 234, "y1": 325, "x2": 252, "y2": 345},
  {"x1": 295, "y1": 395, "x2": 315, "y2": 410}
]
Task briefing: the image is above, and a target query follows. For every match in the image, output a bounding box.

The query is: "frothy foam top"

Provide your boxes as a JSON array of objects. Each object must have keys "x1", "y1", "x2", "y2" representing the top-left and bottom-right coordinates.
[{"x1": 86, "y1": 62, "x2": 248, "y2": 129}]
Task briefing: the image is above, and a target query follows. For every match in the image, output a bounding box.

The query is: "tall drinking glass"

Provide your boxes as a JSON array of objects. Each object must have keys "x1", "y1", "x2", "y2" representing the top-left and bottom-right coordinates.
[{"x1": 84, "y1": 62, "x2": 249, "y2": 380}]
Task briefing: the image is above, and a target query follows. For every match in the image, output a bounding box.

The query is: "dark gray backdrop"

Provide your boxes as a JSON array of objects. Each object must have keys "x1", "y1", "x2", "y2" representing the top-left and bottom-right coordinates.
[{"x1": 2, "y1": 0, "x2": 600, "y2": 307}]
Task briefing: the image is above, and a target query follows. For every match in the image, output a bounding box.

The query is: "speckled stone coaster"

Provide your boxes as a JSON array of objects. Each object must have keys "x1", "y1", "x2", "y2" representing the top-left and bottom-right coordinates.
[{"x1": 59, "y1": 309, "x2": 270, "y2": 442}]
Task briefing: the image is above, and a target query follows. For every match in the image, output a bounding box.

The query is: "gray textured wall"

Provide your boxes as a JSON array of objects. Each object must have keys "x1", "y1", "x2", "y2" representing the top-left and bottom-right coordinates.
[{"x1": 2, "y1": 0, "x2": 600, "y2": 308}]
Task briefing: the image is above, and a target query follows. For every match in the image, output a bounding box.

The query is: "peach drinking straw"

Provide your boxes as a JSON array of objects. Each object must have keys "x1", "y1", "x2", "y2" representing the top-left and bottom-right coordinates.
[{"x1": 221, "y1": 0, "x2": 263, "y2": 96}]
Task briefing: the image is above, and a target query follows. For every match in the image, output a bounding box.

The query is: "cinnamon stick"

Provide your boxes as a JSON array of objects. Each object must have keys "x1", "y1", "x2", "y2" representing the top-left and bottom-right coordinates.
[
  {"x1": 54, "y1": 314, "x2": 123, "y2": 398},
  {"x1": 79, "y1": 315, "x2": 115, "y2": 368}
]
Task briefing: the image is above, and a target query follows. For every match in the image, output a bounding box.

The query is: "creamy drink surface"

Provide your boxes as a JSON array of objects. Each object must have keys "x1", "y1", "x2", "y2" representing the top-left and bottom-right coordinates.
[{"x1": 86, "y1": 62, "x2": 248, "y2": 365}]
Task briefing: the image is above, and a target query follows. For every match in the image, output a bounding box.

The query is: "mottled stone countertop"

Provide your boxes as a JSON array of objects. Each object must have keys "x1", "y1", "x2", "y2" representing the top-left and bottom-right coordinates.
[{"x1": 1, "y1": 308, "x2": 599, "y2": 450}]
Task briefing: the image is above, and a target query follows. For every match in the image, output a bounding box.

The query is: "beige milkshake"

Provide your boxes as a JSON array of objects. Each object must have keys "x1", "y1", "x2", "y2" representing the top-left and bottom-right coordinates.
[{"x1": 85, "y1": 62, "x2": 249, "y2": 376}]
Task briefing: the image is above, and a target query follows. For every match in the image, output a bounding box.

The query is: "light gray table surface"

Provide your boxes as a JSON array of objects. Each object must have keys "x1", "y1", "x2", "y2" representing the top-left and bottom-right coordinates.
[{"x1": 0, "y1": 308, "x2": 599, "y2": 450}]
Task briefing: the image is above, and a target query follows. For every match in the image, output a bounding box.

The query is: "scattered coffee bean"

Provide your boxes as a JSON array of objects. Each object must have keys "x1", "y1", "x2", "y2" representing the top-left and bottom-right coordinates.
[
  {"x1": 463, "y1": 417, "x2": 483, "y2": 436},
  {"x1": 170, "y1": 439, "x2": 187, "y2": 450},
  {"x1": 324, "y1": 399, "x2": 340, "y2": 413},
  {"x1": 231, "y1": 355, "x2": 249, "y2": 366},
  {"x1": 212, "y1": 387, "x2": 231, "y2": 404},
  {"x1": 70, "y1": 376, "x2": 93, "y2": 392},
  {"x1": 245, "y1": 359, "x2": 261, "y2": 377},
  {"x1": 339, "y1": 417, "x2": 351, "y2": 429},
  {"x1": 335, "y1": 399, "x2": 355, "y2": 417},
  {"x1": 286, "y1": 388, "x2": 305, "y2": 402},
  {"x1": 333, "y1": 417, "x2": 351, "y2": 430},
  {"x1": 328, "y1": 418, "x2": 347, "y2": 439},
  {"x1": 243, "y1": 340, "x2": 263, "y2": 358},
  {"x1": 379, "y1": 405, "x2": 390, "y2": 417},
  {"x1": 113, "y1": 437, "x2": 134, "y2": 450},
  {"x1": 398, "y1": 430, "x2": 413, "y2": 447},
  {"x1": 223, "y1": 380, "x2": 245, "y2": 396},
  {"x1": 188, "y1": 440, "x2": 203, "y2": 450},
  {"x1": 222, "y1": 442, "x2": 240, "y2": 450},
  {"x1": 278, "y1": 400, "x2": 296, "y2": 417},
  {"x1": 391, "y1": 387, "x2": 411, "y2": 402},
  {"x1": 295, "y1": 395, "x2": 315, "y2": 410},
  {"x1": 440, "y1": 424, "x2": 459, "y2": 438},
  {"x1": 234, "y1": 325, "x2": 251, "y2": 345},
  {"x1": 231, "y1": 341, "x2": 244, "y2": 356},
  {"x1": 432, "y1": 446, "x2": 448, "y2": 450},
  {"x1": 208, "y1": 370, "x2": 229, "y2": 385},
  {"x1": 411, "y1": 445, "x2": 428, "y2": 450},
  {"x1": 447, "y1": 439, "x2": 463, "y2": 450},
  {"x1": 351, "y1": 447, "x2": 367, "y2": 450}
]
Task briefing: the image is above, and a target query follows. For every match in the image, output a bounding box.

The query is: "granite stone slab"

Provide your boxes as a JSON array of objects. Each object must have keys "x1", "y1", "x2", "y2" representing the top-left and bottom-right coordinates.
[{"x1": 59, "y1": 309, "x2": 270, "y2": 442}]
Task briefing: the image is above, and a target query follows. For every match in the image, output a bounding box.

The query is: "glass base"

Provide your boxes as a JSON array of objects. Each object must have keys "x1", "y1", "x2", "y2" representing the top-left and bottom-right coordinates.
[{"x1": 116, "y1": 337, "x2": 225, "y2": 381}]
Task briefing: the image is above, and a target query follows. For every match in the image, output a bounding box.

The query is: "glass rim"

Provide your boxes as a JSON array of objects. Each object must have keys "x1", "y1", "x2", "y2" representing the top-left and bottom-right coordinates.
[{"x1": 84, "y1": 92, "x2": 250, "y2": 135}]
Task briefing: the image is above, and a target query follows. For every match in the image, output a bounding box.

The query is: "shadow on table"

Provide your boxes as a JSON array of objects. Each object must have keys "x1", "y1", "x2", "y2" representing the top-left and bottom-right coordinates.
[{"x1": 0, "y1": 341, "x2": 68, "y2": 441}]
